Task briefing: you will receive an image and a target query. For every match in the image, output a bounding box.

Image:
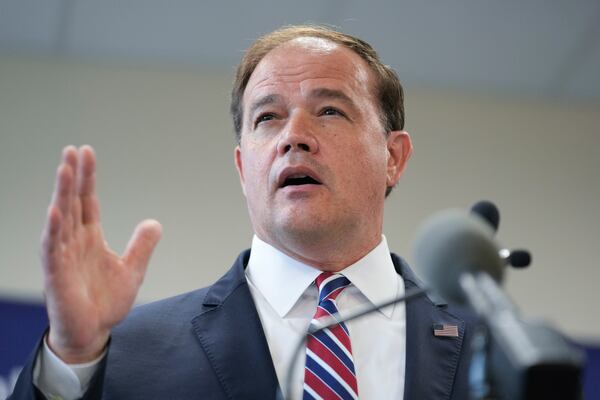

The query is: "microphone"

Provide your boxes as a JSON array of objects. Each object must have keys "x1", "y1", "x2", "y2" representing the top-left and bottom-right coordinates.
[
  {"x1": 470, "y1": 200, "x2": 532, "y2": 269},
  {"x1": 413, "y1": 209, "x2": 583, "y2": 400},
  {"x1": 413, "y1": 209, "x2": 504, "y2": 304},
  {"x1": 499, "y1": 248, "x2": 531, "y2": 268},
  {"x1": 470, "y1": 200, "x2": 500, "y2": 233}
]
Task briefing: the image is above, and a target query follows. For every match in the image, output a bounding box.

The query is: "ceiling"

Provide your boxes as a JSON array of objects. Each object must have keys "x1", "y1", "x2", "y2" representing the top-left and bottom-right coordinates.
[{"x1": 1, "y1": 0, "x2": 599, "y2": 101}]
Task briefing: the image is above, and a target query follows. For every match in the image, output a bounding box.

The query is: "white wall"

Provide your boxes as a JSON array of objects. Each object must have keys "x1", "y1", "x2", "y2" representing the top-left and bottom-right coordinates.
[{"x1": 1, "y1": 56, "x2": 599, "y2": 340}]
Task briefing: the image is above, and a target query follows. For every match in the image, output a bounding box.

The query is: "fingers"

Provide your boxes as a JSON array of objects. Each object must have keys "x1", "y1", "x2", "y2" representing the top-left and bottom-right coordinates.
[
  {"x1": 123, "y1": 220, "x2": 162, "y2": 282},
  {"x1": 42, "y1": 145, "x2": 97, "y2": 266},
  {"x1": 49, "y1": 145, "x2": 96, "y2": 230},
  {"x1": 77, "y1": 145, "x2": 100, "y2": 225}
]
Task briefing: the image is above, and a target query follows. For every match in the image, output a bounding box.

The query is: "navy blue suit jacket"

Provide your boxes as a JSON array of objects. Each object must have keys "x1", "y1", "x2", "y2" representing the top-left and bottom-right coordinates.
[{"x1": 11, "y1": 250, "x2": 478, "y2": 399}]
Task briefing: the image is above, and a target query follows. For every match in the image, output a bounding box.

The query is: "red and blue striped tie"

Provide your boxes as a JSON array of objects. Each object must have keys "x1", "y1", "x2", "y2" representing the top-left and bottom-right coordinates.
[{"x1": 303, "y1": 272, "x2": 358, "y2": 400}]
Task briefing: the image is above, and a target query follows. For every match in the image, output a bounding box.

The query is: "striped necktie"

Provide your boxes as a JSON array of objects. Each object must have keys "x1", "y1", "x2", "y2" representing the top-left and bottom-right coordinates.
[{"x1": 303, "y1": 272, "x2": 358, "y2": 400}]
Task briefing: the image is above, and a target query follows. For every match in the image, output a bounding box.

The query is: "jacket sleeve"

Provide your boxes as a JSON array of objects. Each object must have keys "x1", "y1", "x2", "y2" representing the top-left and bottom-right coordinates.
[{"x1": 8, "y1": 334, "x2": 109, "y2": 400}]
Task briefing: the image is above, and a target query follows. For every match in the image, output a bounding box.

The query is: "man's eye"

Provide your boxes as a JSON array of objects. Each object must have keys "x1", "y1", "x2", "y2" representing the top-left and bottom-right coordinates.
[
  {"x1": 255, "y1": 113, "x2": 275, "y2": 126},
  {"x1": 320, "y1": 107, "x2": 344, "y2": 117}
]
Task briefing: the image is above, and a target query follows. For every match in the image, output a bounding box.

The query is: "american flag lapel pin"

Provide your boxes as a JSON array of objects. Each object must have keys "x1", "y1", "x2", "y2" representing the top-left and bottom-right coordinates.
[{"x1": 433, "y1": 323, "x2": 459, "y2": 337}]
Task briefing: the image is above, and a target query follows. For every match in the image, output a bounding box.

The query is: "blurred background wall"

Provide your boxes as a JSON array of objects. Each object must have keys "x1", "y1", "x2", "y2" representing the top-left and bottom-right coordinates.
[{"x1": 1, "y1": 0, "x2": 599, "y2": 397}]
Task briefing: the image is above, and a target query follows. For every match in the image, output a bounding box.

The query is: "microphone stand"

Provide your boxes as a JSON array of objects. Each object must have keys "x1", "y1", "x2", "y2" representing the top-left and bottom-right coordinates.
[
  {"x1": 460, "y1": 272, "x2": 584, "y2": 400},
  {"x1": 276, "y1": 286, "x2": 429, "y2": 400}
]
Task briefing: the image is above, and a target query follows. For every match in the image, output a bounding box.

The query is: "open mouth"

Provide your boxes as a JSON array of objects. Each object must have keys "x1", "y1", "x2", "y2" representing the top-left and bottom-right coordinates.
[{"x1": 281, "y1": 174, "x2": 322, "y2": 188}]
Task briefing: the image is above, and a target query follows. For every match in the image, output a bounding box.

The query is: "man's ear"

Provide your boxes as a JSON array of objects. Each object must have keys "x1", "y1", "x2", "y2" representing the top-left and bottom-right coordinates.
[
  {"x1": 386, "y1": 131, "x2": 413, "y2": 187},
  {"x1": 234, "y1": 145, "x2": 247, "y2": 196}
]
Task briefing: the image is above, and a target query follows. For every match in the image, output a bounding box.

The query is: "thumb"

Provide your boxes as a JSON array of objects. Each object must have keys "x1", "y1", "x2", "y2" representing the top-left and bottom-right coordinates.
[{"x1": 123, "y1": 219, "x2": 162, "y2": 279}]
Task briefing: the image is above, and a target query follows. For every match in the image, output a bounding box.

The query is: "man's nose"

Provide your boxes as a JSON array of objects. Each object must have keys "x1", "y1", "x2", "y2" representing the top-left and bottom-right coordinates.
[{"x1": 276, "y1": 113, "x2": 319, "y2": 155}]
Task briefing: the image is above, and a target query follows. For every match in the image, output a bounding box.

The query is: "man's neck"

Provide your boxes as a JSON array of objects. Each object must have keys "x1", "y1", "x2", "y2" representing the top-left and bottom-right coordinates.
[{"x1": 256, "y1": 232, "x2": 383, "y2": 272}]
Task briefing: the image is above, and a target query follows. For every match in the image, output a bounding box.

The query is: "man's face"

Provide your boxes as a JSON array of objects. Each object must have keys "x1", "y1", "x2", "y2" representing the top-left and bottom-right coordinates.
[{"x1": 235, "y1": 37, "x2": 411, "y2": 266}]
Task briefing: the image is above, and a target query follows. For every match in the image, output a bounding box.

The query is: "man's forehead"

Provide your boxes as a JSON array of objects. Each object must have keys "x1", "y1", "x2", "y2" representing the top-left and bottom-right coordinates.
[{"x1": 243, "y1": 38, "x2": 373, "y2": 104}]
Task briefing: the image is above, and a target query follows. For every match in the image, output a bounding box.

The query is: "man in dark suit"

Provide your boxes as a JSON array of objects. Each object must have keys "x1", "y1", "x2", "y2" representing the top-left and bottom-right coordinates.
[{"x1": 10, "y1": 25, "x2": 476, "y2": 399}]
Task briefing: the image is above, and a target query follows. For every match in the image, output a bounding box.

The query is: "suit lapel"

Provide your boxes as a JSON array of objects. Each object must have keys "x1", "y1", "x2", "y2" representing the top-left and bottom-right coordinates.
[
  {"x1": 191, "y1": 250, "x2": 279, "y2": 400},
  {"x1": 392, "y1": 254, "x2": 466, "y2": 400}
]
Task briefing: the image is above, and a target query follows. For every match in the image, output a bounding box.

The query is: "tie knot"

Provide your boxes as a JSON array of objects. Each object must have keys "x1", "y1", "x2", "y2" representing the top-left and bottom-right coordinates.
[{"x1": 315, "y1": 272, "x2": 351, "y2": 305}]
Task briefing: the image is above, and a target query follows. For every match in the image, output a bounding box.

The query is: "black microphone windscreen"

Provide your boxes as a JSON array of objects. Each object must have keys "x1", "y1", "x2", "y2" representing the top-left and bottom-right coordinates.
[
  {"x1": 509, "y1": 249, "x2": 532, "y2": 268},
  {"x1": 470, "y1": 200, "x2": 500, "y2": 232}
]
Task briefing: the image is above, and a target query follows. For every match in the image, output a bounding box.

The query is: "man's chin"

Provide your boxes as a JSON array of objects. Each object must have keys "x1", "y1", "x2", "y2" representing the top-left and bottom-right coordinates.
[{"x1": 273, "y1": 213, "x2": 337, "y2": 244}]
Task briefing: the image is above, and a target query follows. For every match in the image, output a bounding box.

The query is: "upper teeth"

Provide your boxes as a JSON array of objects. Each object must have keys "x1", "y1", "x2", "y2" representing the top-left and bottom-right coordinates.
[{"x1": 288, "y1": 174, "x2": 308, "y2": 179}]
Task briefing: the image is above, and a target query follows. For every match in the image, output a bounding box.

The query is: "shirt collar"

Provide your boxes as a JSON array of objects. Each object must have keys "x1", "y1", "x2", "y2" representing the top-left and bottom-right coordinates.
[
  {"x1": 341, "y1": 235, "x2": 402, "y2": 319},
  {"x1": 246, "y1": 235, "x2": 401, "y2": 319},
  {"x1": 246, "y1": 235, "x2": 320, "y2": 318}
]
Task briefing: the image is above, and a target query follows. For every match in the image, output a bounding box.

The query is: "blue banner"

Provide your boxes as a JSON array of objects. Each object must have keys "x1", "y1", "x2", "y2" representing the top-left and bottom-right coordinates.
[{"x1": 0, "y1": 298, "x2": 48, "y2": 399}]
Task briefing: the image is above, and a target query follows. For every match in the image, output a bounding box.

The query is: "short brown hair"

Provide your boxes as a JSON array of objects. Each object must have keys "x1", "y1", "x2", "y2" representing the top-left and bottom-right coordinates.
[{"x1": 230, "y1": 25, "x2": 405, "y2": 143}]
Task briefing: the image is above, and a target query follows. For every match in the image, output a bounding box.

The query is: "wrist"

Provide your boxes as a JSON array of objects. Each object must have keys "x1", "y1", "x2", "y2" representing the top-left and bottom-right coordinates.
[{"x1": 47, "y1": 329, "x2": 109, "y2": 364}]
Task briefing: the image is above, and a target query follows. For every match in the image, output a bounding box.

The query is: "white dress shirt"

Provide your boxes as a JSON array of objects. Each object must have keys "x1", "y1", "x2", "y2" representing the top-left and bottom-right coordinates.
[
  {"x1": 34, "y1": 235, "x2": 406, "y2": 400},
  {"x1": 246, "y1": 235, "x2": 406, "y2": 400}
]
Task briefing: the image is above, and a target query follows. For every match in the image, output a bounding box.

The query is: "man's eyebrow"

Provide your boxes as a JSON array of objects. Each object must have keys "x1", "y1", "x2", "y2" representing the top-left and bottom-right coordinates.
[
  {"x1": 248, "y1": 94, "x2": 282, "y2": 116},
  {"x1": 309, "y1": 88, "x2": 357, "y2": 109},
  {"x1": 248, "y1": 89, "x2": 357, "y2": 116}
]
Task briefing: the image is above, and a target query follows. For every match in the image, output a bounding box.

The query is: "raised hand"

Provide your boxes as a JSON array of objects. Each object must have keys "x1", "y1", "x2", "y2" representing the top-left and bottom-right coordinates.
[{"x1": 41, "y1": 145, "x2": 162, "y2": 363}]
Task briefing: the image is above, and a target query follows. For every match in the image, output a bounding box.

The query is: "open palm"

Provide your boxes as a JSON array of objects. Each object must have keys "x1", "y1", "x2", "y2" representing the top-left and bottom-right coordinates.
[{"x1": 41, "y1": 146, "x2": 161, "y2": 363}]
